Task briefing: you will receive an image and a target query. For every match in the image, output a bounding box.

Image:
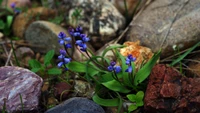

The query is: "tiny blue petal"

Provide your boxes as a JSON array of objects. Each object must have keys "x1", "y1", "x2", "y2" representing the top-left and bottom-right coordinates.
[
  {"x1": 65, "y1": 43, "x2": 72, "y2": 48},
  {"x1": 64, "y1": 58, "x2": 71, "y2": 64},
  {"x1": 125, "y1": 66, "x2": 132, "y2": 73},
  {"x1": 76, "y1": 26, "x2": 82, "y2": 32},
  {"x1": 115, "y1": 66, "x2": 121, "y2": 73},
  {"x1": 80, "y1": 34, "x2": 86, "y2": 38},
  {"x1": 108, "y1": 66, "x2": 114, "y2": 71},
  {"x1": 59, "y1": 40, "x2": 65, "y2": 45},
  {"x1": 110, "y1": 61, "x2": 116, "y2": 66},
  {"x1": 58, "y1": 55, "x2": 64, "y2": 59},
  {"x1": 60, "y1": 49, "x2": 66, "y2": 55},
  {"x1": 58, "y1": 62, "x2": 63, "y2": 68},
  {"x1": 64, "y1": 37, "x2": 71, "y2": 42},
  {"x1": 82, "y1": 43, "x2": 87, "y2": 49},
  {"x1": 10, "y1": 2, "x2": 16, "y2": 8},
  {"x1": 58, "y1": 32, "x2": 66, "y2": 39},
  {"x1": 82, "y1": 37, "x2": 90, "y2": 42},
  {"x1": 75, "y1": 40, "x2": 83, "y2": 45},
  {"x1": 73, "y1": 32, "x2": 80, "y2": 37}
]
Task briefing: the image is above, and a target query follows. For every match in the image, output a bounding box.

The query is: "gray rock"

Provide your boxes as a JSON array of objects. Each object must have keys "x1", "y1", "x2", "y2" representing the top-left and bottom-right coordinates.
[
  {"x1": 0, "y1": 66, "x2": 43, "y2": 113},
  {"x1": 45, "y1": 97, "x2": 105, "y2": 113},
  {"x1": 125, "y1": 0, "x2": 200, "y2": 58},
  {"x1": 25, "y1": 20, "x2": 68, "y2": 54},
  {"x1": 50, "y1": 0, "x2": 125, "y2": 49}
]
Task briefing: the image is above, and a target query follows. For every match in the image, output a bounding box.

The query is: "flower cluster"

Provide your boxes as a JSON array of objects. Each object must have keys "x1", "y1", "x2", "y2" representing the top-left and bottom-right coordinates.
[
  {"x1": 57, "y1": 26, "x2": 90, "y2": 69},
  {"x1": 107, "y1": 61, "x2": 121, "y2": 73},
  {"x1": 57, "y1": 49, "x2": 71, "y2": 70},
  {"x1": 58, "y1": 32, "x2": 72, "y2": 49},
  {"x1": 125, "y1": 54, "x2": 136, "y2": 73},
  {"x1": 10, "y1": 2, "x2": 21, "y2": 14}
]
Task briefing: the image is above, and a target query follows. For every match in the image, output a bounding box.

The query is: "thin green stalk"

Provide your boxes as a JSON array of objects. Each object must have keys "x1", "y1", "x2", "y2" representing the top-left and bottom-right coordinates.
[
  {"x1": 123, "y1": 0, "x2": 129, "y2": 21},
  {"x1": 19, "y1": 94, "x2": 24, "y2": 113},
  {"x1": 10, "y1": 40, "x2": 20, "y2": 66}
]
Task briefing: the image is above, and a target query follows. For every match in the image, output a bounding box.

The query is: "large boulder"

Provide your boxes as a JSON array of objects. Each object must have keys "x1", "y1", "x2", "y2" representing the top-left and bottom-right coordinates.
[{"x1": 124, "y1": 0, "x2": 200, "y2": 58}]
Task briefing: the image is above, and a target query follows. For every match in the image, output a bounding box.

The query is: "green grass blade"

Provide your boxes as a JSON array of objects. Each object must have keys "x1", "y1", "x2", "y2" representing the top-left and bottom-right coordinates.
[
  {"x1": 92, "y1": 93, "x2": 120, "y2": 106},
  {"x1": 170, "y1": 42, "x2": 200, "y2": 66},
  {"x1": 134, "y1": 50, "x2": 161, "y2": 85}
]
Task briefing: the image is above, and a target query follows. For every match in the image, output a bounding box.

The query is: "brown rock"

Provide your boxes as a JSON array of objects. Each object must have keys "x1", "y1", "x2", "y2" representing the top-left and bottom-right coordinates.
[
  {"x1": 12, "y1": 7, "x2": 56, "y2": 38},
  {"x1": 54, "y1": 82, "x2": 72, "y2": 100},
  {"x1": 0, "y1": 66, "x2": 43, "y2": 112},
  {"x1": 1, "y1": 0, "x2": 31, "y2": 9},
  {"x1": 144, "y1": 64, "x2": 200, "y2": 113}
]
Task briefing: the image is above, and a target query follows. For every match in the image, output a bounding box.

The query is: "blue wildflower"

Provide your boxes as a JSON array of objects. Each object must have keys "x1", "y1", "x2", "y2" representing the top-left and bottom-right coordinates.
[
  {"x1": 107, "y1": 61, "x2": 121, "y2": 73},
  {"x1": 57, "y1": 49, "x2": 71, "y2": 69},
  {"x1": 115, "y1": 66, "x2": 122, "y2": 73},
  {"x1": 10, "y1": 2, "x2": 16, "y2": 9},
  {"x1": 125, "y1": 54, "x2": 136, "y2": 73},
  {"x1": 58, "y1": 32, "x2": 72, "y2": 48}
]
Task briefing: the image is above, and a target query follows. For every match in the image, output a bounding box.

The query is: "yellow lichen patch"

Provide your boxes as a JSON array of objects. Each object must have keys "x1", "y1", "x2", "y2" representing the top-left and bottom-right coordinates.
[{"x1": 120, "y1": 41, "x2": 153, "y2": 71}]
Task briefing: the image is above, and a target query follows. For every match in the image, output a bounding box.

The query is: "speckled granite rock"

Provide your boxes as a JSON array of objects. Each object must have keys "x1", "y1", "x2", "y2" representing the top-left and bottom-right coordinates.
[
  {"x1": 125, "y1": 0, "x2": 200, "y2": 58},
  {"x1": 0, "y1": 66, "x2": 43, "y2": 113},
  {"x1": 45, "y1": 97, "x2": 105, "y2": 113},
  {"x1": 144, "y1": 64, "x2": 200, "y2": 113},
  {"x1": 49, "y1": 0, "x2": 125, "y2": 49}
]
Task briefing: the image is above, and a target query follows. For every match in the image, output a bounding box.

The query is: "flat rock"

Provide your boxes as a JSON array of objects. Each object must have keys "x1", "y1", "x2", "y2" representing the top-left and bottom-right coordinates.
[
  {"x1": 125, "y1": 0, "x2": 200, "y2": 58},
  {"x1": 45, "y1": 97, "x2": 105, "y2": 113},
  {"x1": 144, "y1": 64, "x2": 200, "y2": 113},
  {"x1": 0, "y1": 66, "x2": 43, "y2": 113},
  {"x1": 25, "y1": 20, "x2": 68, "y2": 54}
]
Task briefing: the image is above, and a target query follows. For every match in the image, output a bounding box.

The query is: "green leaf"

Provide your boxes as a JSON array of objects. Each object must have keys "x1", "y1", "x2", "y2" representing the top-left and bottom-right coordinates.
[
  {"x1": 6, "y1": 15, "x2": 13, "y2": 28},
  {"x1": 102, "y1": 45, "x2": 125, "y2": 57},
  {"x1": 98, "y1": 72, "x2": 114, "y2": 83},
  {"x1": 0, "y1": 0, "x2": 3, "y2": 5},
  {"x1": 68, "y1": 61, "x2": 99, "y2": 73},
  {"x1": 92, "y1": 93, "x2": 120, "y2": 106},
  {"x1": 136, "y1": 91, "x2": 144, "y2": 102},
  {"x1": 44, "y1": 50, "x2": 55, "y2": 66},
  {"x1": 0, "y1": 19, "x2": 5, "y2": 29},
  {"x1": 28, "y1": 59, "x2": 42, "y2": 69},
  {"x1": 128, "y1": 104, "x2": 138, "y2": 111},
  {"x1": 170, "y1": 42, "x2": 200, "y2": 66},
  {"x1": 135, "y1": 91, "x2": 144, "y2": 106},
  {"x1": 47, "y1": 68, "x2": 62, "y2": 75},
  {"x1": 115, "y1": 50, "x2": 132, "y2": 87},
  {"x1": 134, "y1": 50, "x2": 161, "y2": 85},
  {"x1": 67, "y1": 61, "x2": 87, "y2": 73},
  {"x1": 102, "y1": 80, "x2": 131, "y2": 93},
  {"x1": 31, "y1": 68, "x2": 41, "y2": 73},
  {"x1": 127, "y1": 94, "x2": 137, "y2": 102}
]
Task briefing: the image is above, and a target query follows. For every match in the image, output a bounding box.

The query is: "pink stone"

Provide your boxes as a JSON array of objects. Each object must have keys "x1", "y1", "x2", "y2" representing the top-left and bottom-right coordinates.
[{"x1": 0, "y1": 66, "x2": 43, "y2": 112}]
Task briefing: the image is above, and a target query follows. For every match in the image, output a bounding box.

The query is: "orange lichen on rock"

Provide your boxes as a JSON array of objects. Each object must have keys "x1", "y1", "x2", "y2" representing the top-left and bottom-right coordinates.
[{"x1": 120, "y1": 41, "x2": 153, "y2": 70}]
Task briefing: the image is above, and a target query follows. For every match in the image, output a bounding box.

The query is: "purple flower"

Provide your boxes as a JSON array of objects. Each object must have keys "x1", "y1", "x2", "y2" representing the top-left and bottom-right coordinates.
[
  {"x1": 58, "y1": 32, "x2": 71, "y2": 47},
  {"x1": 58, "y1": 32, "x2": 66, "y2": 39},
  {"x1": 107, "y1": 61, "x2": 121, "y2": 73},
  {"x1": 60, "y1": 49, "x2": 66, "y2": 56},
  {"x1": 115, "y1": 66, "x2": 122, "y2": 73},
  {"x1": 10, "y1": 2, "x2": 16, "y2": 9},
  {"x1": 125, "y1": 66, "x2": 132, "y2": 73},
  {"x1": 76, "y1": 26, "x2": 82, "y2": 32},
  {"x1": 57, "y1": 50, "x2": 71, "y2": 69},
  {"x1": 125, "y1": 54, "x2": 136, "y2": 73}
]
